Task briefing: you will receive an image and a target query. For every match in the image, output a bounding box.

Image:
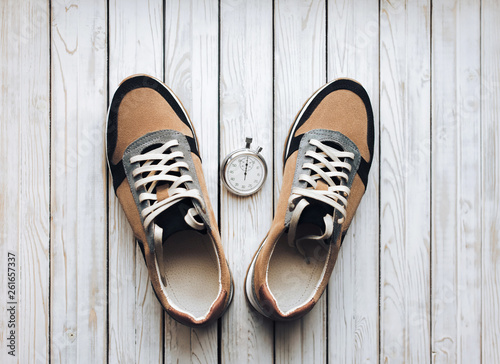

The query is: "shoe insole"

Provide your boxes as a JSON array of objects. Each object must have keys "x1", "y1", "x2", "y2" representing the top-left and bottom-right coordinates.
[
  {"x1": 268, "y1": 223, "x2": 329, "y2": 314},
  {"x1": 159, "y1": 230, "x2": 219, "y2": 319}
]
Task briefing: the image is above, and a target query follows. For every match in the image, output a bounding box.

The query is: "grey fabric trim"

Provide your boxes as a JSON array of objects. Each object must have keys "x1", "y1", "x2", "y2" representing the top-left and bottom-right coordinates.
[
  {"x1": 122, "y1": 130, "x2": 211, "y2": 254},
  {"x1": 283, "y1": 129, "x2": 361, "y2": 244}
]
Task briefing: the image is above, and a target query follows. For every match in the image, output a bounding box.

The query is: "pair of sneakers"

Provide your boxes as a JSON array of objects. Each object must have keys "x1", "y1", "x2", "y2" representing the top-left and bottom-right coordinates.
[{"x1": 106, "y1": 74, "x2": 374, "y2": 327}]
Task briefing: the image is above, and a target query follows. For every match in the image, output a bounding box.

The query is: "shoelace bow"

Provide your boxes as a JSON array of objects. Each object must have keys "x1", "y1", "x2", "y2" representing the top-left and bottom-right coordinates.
[
  {"x1": 130, "y1": 139, "x2": 205, "y2": 245},
  {"x1": 287, "y1": 138, "x2": 354, "y2": 262}
]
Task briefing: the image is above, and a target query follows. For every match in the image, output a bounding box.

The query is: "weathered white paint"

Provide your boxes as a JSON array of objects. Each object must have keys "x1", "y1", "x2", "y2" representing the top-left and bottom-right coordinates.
[
  {"x1": 51, "y1": 0, "x2": 108, "y2": 362},
  {"x1": 481, "y1": 1, "x2": 500, "y2": 363},
  {"x1": 219, "y1": 0, "x2": 274, "y2": 363},
  {"x1": 0, "y1": 0, "x2": 50, "y2": 363},
  {"x1": 380, "y1": 0, "x2": 431, "y2": 362},
  {"x1": 432, "y1": 0, "x2": 482, "y2": 363}
]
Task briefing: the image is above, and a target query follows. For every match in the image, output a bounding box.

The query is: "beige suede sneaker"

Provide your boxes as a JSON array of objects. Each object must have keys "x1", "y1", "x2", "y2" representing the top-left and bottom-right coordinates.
[
  {"x1": 107, "y1": 74, "x2": 233, "y2": 327},
  {"x1": 245, "y1": 78, "x2": 374, "y2": 320}
]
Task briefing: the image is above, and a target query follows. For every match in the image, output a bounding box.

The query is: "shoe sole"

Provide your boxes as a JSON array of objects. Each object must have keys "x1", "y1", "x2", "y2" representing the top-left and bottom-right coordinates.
[{"x1": 244, "y1": 238, "x2": 270, "y2": 317}]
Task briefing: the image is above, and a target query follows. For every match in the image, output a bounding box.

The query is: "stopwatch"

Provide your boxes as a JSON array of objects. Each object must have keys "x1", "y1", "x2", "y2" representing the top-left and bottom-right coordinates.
[{"x1": 221, "y1": 137, "x2": 268, "y2": 196}]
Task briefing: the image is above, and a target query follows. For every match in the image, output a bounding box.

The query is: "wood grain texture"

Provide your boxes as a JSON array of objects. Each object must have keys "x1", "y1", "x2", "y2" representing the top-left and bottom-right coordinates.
[
  {"x1": 379, "y1": 0, "x2": 431, "y2": 362},
  {"x1": 50, "y1": 0, "x2": 107, "y2": 362},
  {"x1": 18, "y1": 0, "x2": 51, "y2": 359},
  {"x1": 481, "y1": 1, "x2": 500, "y2": 362},
  {"x1": 163, "y1": 0, "x2": 219, "y2": 362},
  {"x1": 219, "y1": 0, "x2": 274, "y2": 363},
  {"x1": 327, "y1": 0, "x2": 380, "y2": 362},
  {"x1": 0, "y1": 0, "x2": 50, "y2": 362},
  {"x1": 431, "y1": 0, "x2": 482, "y2": 362},
  {"x1": 273, "y1": 0, "x2": 327, "y2": 363},
  {"x1": 108, "y1": 1, "x2": 164, "y2": 363}
]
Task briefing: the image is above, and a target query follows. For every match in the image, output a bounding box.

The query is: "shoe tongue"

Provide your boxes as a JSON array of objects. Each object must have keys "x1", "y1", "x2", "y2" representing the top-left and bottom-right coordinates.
[
  {"x1": 152, "y1": 180, "x2": 204, "y2": 241},
  {"x1": 295, "y1": 179, "x2": 333, "y2": 231},
  {"x1": 153, "y1": 200, "x2": 201, "y2": 242},
  {"x1": 297, "y1": 200, "x2": 333, "y2": 232}
]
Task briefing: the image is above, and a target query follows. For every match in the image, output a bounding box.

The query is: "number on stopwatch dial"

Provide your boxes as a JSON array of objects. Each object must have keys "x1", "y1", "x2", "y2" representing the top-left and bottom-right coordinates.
[{"x1": 225, "y1": 154, "x2": 265, "y2": 193}]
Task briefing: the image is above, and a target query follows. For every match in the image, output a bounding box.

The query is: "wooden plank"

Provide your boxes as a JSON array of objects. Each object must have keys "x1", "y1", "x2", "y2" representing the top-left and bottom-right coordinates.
[
  {"x1": 431, "y1": 0, "x2": 482, "y2": 362},
  {"x1": 50, "y1": 0, "x2": 107, "y2": 362},
  {"x1": 481, "y1": 1, "x2": 500, "y2": 362},
  {"x1": 0, "y1": 0, "x2": 50, "y2": 362},
  {"x1": 108, "y1": 0, "x2": 164, "y2": 363},
  {"x1": 326, "y1": 0, "x2": 380, "y2": 362},
  {"x1": 219, "y1": 0, "x2": 274, "y2": 362},
  {"x1": 379, "y1": 0, "x2": 431, "y2": 362},
  {"x1": 163, "y1": 0, "x2": 219, "y2": 362},
  {"x1": 0, "y1": 2, "x2": 22, "y2": 362},
  {"x1": 273, "y1": 0, "x2": 327, "y2": 362},
  {"x1": 18, "y1": 0, "x2": 51, "y2": 359}
]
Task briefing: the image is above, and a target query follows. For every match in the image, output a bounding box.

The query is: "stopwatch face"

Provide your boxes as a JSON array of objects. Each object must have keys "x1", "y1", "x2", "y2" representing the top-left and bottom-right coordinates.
[{"x1": 224, "y1": 153, "x2": 266, "y2": 195}]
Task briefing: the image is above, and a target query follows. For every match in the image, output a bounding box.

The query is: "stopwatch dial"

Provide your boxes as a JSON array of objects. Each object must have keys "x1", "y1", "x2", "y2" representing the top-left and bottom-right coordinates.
[{"x1": 225, "y1": 154, "x2": 265, "y2": 194}]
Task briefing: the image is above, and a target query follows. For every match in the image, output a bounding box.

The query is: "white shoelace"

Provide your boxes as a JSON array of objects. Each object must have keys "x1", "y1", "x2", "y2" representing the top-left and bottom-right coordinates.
[
  {"x1": 287, "y1": 139, "x2": 354, "y2": 262},
  {"x1": 130, "y1": 139, "x2": 205, "y2": 243}
]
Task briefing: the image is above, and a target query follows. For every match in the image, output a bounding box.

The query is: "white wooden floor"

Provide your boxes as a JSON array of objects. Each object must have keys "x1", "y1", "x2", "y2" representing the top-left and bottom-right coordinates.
[{"x1": 1, "y1": 0, "x2": 499, "y2": 363}]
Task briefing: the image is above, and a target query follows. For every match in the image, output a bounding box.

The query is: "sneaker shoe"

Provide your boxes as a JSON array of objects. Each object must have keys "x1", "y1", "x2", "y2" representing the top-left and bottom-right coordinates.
[
  {"x1": 107, "y1": 74, "x2": 233, "y2": 327},
  {"x1": 245, "y1": 78, "x2": 374, "y2": 320}
]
